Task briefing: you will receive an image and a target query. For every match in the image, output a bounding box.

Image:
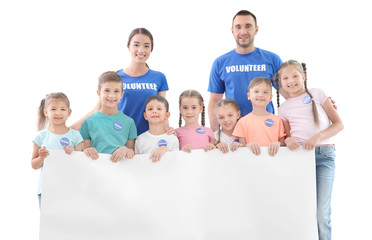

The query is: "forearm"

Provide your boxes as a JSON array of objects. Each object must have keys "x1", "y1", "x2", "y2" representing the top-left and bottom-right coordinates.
[{"x1": 31, "y1": 156, "x2": 44, "y2": 170}]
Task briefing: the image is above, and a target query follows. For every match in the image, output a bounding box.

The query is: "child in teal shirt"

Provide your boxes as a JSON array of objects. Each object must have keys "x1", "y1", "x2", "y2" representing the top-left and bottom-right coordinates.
[{"x1": 80, "y1": 71, "x2": 137, "y2": 162}]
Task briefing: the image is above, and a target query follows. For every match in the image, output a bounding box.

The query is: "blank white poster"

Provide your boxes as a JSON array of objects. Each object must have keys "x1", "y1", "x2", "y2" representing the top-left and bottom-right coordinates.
[{"x1": 40, "y1": 148, "x2": 317, "y2": 240}]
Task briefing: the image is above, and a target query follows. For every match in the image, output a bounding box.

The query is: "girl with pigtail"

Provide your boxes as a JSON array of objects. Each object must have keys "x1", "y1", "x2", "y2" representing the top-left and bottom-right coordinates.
[
  {"x1": 214, "y1": 98, "x2": 243, "y2": 153},
  {"x1": 31, "y1": 92, "x2": 84, "y2": 207},
  {"x1": 175, "y1": 90, "x2": 215, "y2": 152},
  {"x1": 274, "y1": 60, "x2": 343, "y2": 240}
]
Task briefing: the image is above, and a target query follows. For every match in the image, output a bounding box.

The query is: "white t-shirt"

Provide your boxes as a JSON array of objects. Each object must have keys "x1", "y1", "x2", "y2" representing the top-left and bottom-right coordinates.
[
  {"x1": 135, "y1": 131, "x2": 179, "y2": 154},
  {"x1": 214, "y1": 131, "x2": 237, "y2": 146}
]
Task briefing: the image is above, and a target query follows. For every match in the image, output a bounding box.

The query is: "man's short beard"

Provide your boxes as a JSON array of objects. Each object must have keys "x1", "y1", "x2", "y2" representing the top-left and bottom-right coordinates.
[{"x1": 235, "y1": 38, "x2": 254, "y2": 49}]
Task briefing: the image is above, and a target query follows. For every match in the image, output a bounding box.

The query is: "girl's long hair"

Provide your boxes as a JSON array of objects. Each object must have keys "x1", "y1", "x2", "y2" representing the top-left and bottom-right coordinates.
[
  {"x1": 178, "y1": 90, "x2": 205, "y2": 127},
  {"x1": 37, "y1": 92, "x2": 70, "y2": 130},
  {"x1": 274, "y1": 60, "x2": 319, "y2": 126}
]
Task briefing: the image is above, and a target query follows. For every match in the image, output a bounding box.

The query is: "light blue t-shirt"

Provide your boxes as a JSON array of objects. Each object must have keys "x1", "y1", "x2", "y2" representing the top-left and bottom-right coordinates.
[
  {"x1": 33, "y1": 128, "x2": 83, "y2": 194},
  {"x1": 208, "y1": 48, "x2": 282, "y2": 116},
  {"x1": 80, "y1": 111, "x2": 137, "y2": 154},
  {"x1": 117, "y1": 69, "x2": 169, "y2": 135}
]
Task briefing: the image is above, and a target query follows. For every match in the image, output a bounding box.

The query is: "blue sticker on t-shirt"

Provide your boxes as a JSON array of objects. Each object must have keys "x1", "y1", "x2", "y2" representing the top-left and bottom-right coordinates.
[
  {"x1": 158, "y1": 139, "x2": 168, "y2": 147},
  {"x1": 303, "y1": 95, "x2": 312, "y2": 104},
  {"x1": 113, "y1": 122, "x2": 123, "y2": 131},
  {"x1": 196, "y1": 128, "x2": 205, "y2": 134},
  {"x1": 60, "y1": 137, "x2": 70, "y2": 146},
  {"x1": 265, "y1": 119, "x2": 274, "y2": 127}
]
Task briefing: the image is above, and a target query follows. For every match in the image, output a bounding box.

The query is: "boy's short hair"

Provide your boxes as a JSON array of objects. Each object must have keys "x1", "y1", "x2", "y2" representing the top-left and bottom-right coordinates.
[
  {"x1": 145, "y1": 95, "x2": 169, "y2": 112},
  {"x1": 248, "y1": 77, "x2": 272, "y2": 91},
  {"x1": 98, "y1": 71, "x2": 123, "y2": 90}
]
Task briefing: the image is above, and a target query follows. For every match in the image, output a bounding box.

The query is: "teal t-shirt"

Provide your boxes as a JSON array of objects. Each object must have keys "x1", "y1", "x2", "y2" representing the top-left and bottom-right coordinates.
[{"x1": 80, "y1": 111, "x2": 137, "y2": 154}]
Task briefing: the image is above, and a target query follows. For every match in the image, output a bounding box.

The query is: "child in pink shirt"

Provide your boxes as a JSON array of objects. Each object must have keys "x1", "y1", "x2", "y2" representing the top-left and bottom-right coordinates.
[
  {"x1": 233, "y1": 77, "x2": 286, "y2": 156},
  {"x1": 175, "y1": 90, "x2": 215, "y2": 152}
]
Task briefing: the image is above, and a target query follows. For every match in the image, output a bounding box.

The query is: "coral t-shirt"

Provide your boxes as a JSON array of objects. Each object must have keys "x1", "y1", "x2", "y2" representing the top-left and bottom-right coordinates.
[{"x1": 233, "y1": 113, "x2": 286, "y2": 146}]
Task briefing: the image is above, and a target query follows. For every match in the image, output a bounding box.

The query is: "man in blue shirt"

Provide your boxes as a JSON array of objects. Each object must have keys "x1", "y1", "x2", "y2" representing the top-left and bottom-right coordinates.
[{"x1": 208, "y1": 10, "x2": 285, "y2": 131}]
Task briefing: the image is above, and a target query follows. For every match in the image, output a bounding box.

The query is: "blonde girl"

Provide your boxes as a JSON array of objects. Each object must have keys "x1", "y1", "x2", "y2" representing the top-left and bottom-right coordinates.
[
  {"x1": 214, "y1": 98, "x2": 243, "y2": 153},
  {"x1": 32, "y1": 92, "x2": 83, "y2": 207},
  {"x1": 275, "y1": 60, "x2": 343, "y2": 240},
  {"x1": 175, "y1": 90, "x2": 215, "y2": 152}
]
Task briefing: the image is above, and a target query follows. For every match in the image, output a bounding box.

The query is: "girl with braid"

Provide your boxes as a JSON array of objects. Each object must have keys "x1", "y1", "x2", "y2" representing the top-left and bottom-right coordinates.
[
  {"x1": 275, "y1": 60, "x2": 343, "y2": 240},
  {"x1": 214, "y1": 98, "x2": 243, "y2": 153},
  {"x1": 175, "y1": 90, "x2": 215, "y2": 152}
]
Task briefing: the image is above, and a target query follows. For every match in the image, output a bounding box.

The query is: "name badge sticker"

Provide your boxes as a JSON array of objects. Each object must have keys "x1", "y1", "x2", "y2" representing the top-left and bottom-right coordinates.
[
  {"x1": 196, "y1": 128, "x2": 205, "y2": 134},
  {"x1": 158, "y1": 139, "x2": 168, "y2": 147},
  {"x1": 114, "y1": 122, "x2": 123, "y2": 131},
  {"x1": 302, "y1": 96, "x2": 312, "y2": 104},
  {"x1": 265, "y1": 119, "x2": 274, "y2": 127},
  {"x1": 60, "y1": 137, "x2": 70, "y2": 146}
]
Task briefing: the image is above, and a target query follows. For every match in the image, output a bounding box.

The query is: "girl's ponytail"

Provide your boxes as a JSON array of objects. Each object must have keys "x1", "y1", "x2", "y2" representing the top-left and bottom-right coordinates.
[{"x1": 37, "y1": 99, "x2": 47, "y2": 131}]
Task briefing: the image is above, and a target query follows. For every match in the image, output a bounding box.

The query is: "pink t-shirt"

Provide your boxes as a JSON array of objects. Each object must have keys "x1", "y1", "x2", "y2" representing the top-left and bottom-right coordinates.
[
  {"x1": 278, "y1": 88, "x2": 332, "y2": 145},
  {"x1": 233, "y1": 113, "x2": 286, "y2": 146},
  {"x1": 175, "y1": 126, "x2": 214, "y2": 150}
]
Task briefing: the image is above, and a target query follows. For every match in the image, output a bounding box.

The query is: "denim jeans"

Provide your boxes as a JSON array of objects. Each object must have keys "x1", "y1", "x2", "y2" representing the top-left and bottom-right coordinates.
[
  {"x1": 315, "y1": 145, "x2": 335, "y2": 240},
  {"x1": 38, "y1": 193, "x2": 41, "y2": 209}
]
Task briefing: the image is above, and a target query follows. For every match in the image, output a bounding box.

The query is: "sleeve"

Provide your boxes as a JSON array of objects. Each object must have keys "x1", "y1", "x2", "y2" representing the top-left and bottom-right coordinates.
[
  {"x1": 79, "y1": 119, "x2": 91, "y2": 140},
  {"x1": 169, "y1": 136, "x2": 180, "y2": 151},
  {"x1": 158, "y1": 72, "x2": 169, "y2": 92},
  {"x1": 278, "y1": 106, "x2": 288, "y2": 122},
  {"x1": 128, "y1": 119, "x2": 138, "y2": 141},
  {"x1": 134, "y1": 135, "x2": 141, "y2": 154},
  {"x1": 72, "y1": 130, "x2": 84, "y2": 147},
  {"x1": 232, "y1": 119, "x2": 245, "y2": 138},
  {"x1": 33, "y1": 131, "x2": 44, "y2": 147},
  {"x1": 312, "y1": 88, "x2": 330, "y2": 105},
  {"x1": 206, "y1": 128, "x2": 215, "y2": 142},
  {"x1": 278, "y1": 118, "x2": 286, "y2": 139},
  {"x1": 208, "y1": 58, "x2": 225, "y2": 94}
]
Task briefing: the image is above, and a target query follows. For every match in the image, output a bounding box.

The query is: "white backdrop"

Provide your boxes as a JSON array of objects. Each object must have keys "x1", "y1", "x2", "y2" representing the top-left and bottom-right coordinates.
[{"x1": 0, "y1": 0, "x2": 371, "y2": 239}]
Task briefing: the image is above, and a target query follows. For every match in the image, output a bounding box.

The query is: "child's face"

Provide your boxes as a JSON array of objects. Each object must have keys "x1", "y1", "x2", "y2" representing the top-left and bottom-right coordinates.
[
  {"x1": 216, "y1": 104, "x2": 240, "y2": 132},
  {"x1": 144, "y1": 100, "x2": 169, "y2": 124},
  {"x1": 279, "y1": 65, "x2": 306, "y2": 96},
  {"x1": 128, "y1": 33, "x2": 152, "y2": 64},
  {"x1": 247, "y1": 82, "x2": 272, "y2": 108},
  {"x1": 97, "y1": 81, "x2": 123, "y2": 109},
  {"x1": 180, "y1": 97, "x2": 203, "y2": 126},
  {"x1": 44, "y1": 99, "x2": 71, "y2": 126}
]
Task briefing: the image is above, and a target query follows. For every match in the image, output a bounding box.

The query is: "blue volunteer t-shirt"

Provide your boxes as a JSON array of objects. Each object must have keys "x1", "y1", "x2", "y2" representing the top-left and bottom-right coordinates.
[
  {"x1": 208, "y1": 48, "x2": 282, "y2": 116},
  {"x1": 117, "y1": 69, "x2": 169, "y2": 135}
]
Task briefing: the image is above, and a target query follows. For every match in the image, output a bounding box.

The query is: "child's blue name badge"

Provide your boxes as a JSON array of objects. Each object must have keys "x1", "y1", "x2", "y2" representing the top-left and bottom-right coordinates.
[
  {"x1": 113, "y1": 122, "x2": 123, "y2": 131},
  {"x1": 158, "y1": 139, "x2": 168, "y2": 147},
  {"x1": 196, "y1": 128, "x2": 205, "y2": 134},
  {"x1": 60, "y1": 137, "x2": 70, "y2": 146},
  {"x1": 265, "y1": 119, "x2": 274, "y2": 127},
  {"x1": 303, "y1": 95, "x2": 312, "y2": 104}
]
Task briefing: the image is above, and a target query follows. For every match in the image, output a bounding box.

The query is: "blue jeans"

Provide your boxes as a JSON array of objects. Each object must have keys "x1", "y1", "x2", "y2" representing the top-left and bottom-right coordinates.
[
  {"x1": 315, "y1": 145, "x2": 335, "y2": 240},
  {"x1": 38, "y1": 193, "x2": 41, "y2": 209}
]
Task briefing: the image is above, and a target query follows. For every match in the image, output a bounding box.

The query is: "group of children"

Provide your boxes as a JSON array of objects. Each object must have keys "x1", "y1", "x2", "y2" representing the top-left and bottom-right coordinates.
[
  {"x1": 31, "y1": 61, "x2": 343, "y2": 238},
  {"x1": 32, "y1": 58, "x2": 343, "y2": 174}
]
